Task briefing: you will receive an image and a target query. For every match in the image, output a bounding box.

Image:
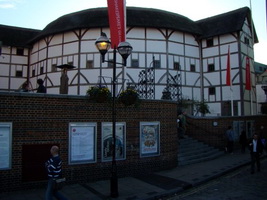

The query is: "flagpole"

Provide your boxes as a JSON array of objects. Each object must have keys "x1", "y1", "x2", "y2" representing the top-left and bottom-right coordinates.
[
  {"x1": 230, "y1": 86, "x2": 234, "y2": 116},
  {"x1": 249, "y1": 0, "x2": 254, "y2": 115},
  {"x1": 226, "y1": 46, "x2": 234, "y2": 116}
]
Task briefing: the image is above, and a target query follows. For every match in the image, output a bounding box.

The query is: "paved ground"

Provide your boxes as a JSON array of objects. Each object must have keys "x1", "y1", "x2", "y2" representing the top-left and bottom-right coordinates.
[
  {"x1": 0, "y1": 151, "x2": 264, "y2": 200},
  {"x1": 167, "y1": 158, "x2": 267, "y2": 200}
]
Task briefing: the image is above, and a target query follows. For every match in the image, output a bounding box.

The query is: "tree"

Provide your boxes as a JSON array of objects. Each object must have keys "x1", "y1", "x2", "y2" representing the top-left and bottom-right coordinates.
[{"x1": 195, "y1": 100, "x2": 210, "y2": 116}]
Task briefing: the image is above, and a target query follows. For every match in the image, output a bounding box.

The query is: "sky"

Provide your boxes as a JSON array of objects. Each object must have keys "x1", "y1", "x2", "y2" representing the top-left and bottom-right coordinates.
[{"x1": 0, "y1": 0, "x2": 266, "y2": 64}]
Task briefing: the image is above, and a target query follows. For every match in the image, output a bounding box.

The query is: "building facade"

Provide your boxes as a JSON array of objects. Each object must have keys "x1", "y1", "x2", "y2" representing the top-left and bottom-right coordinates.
[{"x1": 0, "y1": 7, "x2": 258, "y2": 116}]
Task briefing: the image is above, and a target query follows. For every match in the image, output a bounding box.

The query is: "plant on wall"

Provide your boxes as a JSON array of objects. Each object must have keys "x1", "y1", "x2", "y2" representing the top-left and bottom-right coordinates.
[
  {"x1": 86, "y1": 85, "x2": 112, "y2": 103},
  {"x1": 118, "y1": 87, "x2": 140, "y2": 107}
]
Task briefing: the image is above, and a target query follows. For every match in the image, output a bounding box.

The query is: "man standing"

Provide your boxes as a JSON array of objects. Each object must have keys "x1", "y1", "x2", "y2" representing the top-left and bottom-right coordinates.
[
  {"x1": 45, "y1": 146, "x2": 68, "y2": 200},
  {"x1": 178, "y1": 111, "x2": 187, "y2": 139},
  {"x1": 249, "y1": 133, "x2": 264, "y2": 174},
  {"x1": 225, "y1": 126, "x2": 234, "y2": 153}
]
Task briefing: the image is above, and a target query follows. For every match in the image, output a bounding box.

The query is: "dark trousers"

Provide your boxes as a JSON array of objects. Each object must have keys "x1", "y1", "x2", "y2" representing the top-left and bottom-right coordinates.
[
  {"x1": 251, "y1": 152, "x2": 261, "y2": 173},
  {"x1": 227, "y1": 140, "x2": 234, "y2": 153}
]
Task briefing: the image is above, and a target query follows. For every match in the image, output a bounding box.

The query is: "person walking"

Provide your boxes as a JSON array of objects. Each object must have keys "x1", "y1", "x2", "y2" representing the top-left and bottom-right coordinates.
[
  {"x1": 45, "y1": 146, "x2": 68, "y2": 200},
  {"x1": 249, "y1": 133, "x2": 264, "y2": 174},
  {"x1": 178, "y1": 111, "x2": 187, "y2": 139},
  {"x1": 225, "y1": 126, "x2": 234, "y2": 154}
]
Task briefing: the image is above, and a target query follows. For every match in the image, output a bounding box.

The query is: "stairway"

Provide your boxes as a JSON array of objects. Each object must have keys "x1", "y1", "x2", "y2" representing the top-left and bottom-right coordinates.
[{"x1": 178, "y1": 136, "x2": 224, "y2": 166}]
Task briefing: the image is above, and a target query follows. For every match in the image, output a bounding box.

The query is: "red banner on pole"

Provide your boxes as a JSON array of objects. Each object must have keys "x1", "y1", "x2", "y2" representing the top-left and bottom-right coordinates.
[
  {"x1": 226, "y1": 46, "x2": 231, "y2": 86},
  {"x1": 245, "y1": 56, "x2": 251, "y2": 90},
  {"x1": 107, "y1": 0, "x2": 126, "y2": 48}
]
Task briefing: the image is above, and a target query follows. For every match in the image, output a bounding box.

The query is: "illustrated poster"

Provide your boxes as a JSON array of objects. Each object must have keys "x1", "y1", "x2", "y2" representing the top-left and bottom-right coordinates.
[
  {"x1": 102, "y1": 122, "x2": 125, "y2": 161},
  {"x1": 140, "y1": 122, "x2": 160, "y2": 157}
]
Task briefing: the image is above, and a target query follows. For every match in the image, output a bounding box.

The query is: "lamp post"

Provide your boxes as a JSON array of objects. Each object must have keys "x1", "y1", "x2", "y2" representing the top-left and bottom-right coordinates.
[{"x1": 95, "y1": 33, "x2": 132, "y2": 198}]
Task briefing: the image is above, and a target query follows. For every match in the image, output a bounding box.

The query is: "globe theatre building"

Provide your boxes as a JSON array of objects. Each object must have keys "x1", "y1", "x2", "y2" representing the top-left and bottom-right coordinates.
[{"x1": 0, "y1": 6, "x2": 258, "y2": 116}]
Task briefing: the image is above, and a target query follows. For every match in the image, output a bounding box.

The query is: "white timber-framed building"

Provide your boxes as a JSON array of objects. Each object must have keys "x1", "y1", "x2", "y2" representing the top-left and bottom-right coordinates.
[{"x1": 0, "y1": 7, "x2": 259, "y2": 116}]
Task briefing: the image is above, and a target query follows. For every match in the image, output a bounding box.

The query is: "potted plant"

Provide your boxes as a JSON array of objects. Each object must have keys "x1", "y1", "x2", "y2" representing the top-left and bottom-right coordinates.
[
  {"x1": 118, "y1": 87, "x2": 139, "y2": 106},
  {"x1": 86, "y1": 86, "x2": 111, "y2": 103}
]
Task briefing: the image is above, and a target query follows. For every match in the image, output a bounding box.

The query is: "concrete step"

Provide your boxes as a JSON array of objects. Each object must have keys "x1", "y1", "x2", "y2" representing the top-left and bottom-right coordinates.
[{"x1": 178, "y1": 136, "x2": 224, "y2": 166}]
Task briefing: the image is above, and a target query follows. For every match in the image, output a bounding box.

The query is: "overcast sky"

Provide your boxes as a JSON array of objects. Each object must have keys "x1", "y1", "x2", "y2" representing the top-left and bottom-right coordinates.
[{"x1": 0, "y1": 0, "x2": 266, "y2": 64}]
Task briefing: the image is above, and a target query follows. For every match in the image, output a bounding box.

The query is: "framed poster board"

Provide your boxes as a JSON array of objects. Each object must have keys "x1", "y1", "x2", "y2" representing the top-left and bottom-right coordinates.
[
  {"x1": 140, "y1": 122, "x2": 160, "y2": 157},
  {"x1": 69, "y1": 122, "x2": 97, "y2": 164},
  {"x1": 101, "y1": 122, "x2": 126, "y2": 162},
  {"x1": 0, "y1": 122, "x2": 12, "y2": 170}
]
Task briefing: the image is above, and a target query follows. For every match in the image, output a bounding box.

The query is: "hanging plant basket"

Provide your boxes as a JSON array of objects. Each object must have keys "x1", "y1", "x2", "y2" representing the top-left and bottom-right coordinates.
[
  {"x1": 86, "y1": 86, "x2": 111, "y2": 103},
  {"x1": 119, "y1": 88, "x2": 139, "y2": 106}
]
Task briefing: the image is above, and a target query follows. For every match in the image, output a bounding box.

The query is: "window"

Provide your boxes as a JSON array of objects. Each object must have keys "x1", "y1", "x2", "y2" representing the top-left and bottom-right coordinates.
[
  {"x1": 51, "y1": 64, "x2": 57, "y2": 72},
  {"x1": 86, "y1": 60, "x2": 93, "y2": 69},
  {"x1": 154, "y1": 60, "x2": 161, "y2": 68},
  {"x1": 16, "y1": 48, "x2": 24, "y2": 56},
  {"x1": 206, "y1": 38, "x2": 214, "y2": 47},
  {"x1": 108, "y1": 60, "x2": 113, "y2": 68},
  {"x1": 208, "y1": 64, "x2": 215, "y2": 72},
  {"x1": 16, "y1": 70, "x2": 23, "y2": 77},
  {"x1": 244, "y1": 37, "x2": 250, "y2": 45},
  {"x1": 32, "y1": 69, "x2": 36, "y2": 77},
  {"x1": 174, "y1": 62, "x2": 180, "y2": 70},
  {"x1": 190, "y1": 64, "x2": 196, "y2": 72},
  {"x1": 209, "y1": 87, "x2": 215, "y2": 95},
  {"x1": 40, "y1": 66, "x2": 44, "y2": 74},
  {"x1": 131, "y1": 59, "x2": 139, "y2": 68}
]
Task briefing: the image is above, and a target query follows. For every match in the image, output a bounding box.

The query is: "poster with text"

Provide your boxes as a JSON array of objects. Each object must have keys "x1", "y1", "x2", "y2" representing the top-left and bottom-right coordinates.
[
  {"x1": 69, "y1": 123, "x2": 96, "y2": 164},
  {"x1": 140, "y1": 122, "x2": 160, "y2": 157},
  {"x1": 102, "y1": 122, "x2": 126, "y2": 162},
  {"x1": 0, "y1": 123, "x2": 12, "y2": 170}
]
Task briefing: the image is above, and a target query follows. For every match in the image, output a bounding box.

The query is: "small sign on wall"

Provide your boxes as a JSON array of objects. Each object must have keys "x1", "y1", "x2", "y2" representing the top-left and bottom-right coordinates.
[
  {"x1": 0, "y1": 122, "x2": 12, "y2": 170},
  {"x1": 68, "y1": 122, "x2": 97, "y2": 164}
]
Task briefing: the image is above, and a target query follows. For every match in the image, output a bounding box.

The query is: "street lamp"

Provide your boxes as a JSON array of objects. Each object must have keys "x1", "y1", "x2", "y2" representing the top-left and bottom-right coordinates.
[{"x1": 95, "y1": 33, "x2": 132, "y2": 198}]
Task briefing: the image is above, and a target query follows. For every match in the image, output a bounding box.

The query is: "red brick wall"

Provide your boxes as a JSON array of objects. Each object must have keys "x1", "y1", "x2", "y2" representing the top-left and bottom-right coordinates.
[
  {"x1": 0, "y1": 92, "x2": 178, "y2": 192},
  {"x1": 186, "y1": 115, "x2": 267, "y2": 149}
]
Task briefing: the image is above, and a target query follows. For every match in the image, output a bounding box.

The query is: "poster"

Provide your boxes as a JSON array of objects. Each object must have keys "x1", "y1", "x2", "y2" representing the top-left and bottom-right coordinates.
[
  {"x1": 0, "y1": 123, "x2": 12, "y2": 170},
  {"x1": 140, "y1": 122, "x2": 160, "y2": 157},
  {"x1": 69, "y1": 123, "x2": 96, "y2": 164},
  {"x1": 102, "y1": 122, "x2": 126, "y2": 161}
]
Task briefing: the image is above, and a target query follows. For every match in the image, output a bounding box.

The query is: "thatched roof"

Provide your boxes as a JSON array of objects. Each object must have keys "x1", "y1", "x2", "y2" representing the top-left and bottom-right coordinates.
[
  {"x1": 0, "y1": 6, "x2": 258, "y2": 47},
  {"x1": 0, "y1": 25, "x2": 40, "y2": 47},
  {"x1": 32, "y1": 7, "x2": 201, "y2": 42},
  {"x1": 196, "y1": 7, "x2": 258, "y2": 42}
]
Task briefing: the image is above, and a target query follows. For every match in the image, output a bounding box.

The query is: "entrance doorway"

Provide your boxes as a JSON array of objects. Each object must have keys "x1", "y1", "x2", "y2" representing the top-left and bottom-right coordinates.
[{"x1": 22, "y1": 144, "x2": 59, "y2": 182}]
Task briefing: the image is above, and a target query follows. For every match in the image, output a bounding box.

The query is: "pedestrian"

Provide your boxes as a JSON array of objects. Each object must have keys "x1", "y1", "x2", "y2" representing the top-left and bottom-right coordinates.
[
  {"x1": 248, "y1": 133, "x2": 264, "y2": 174},
  {"x1": 178, "y1": 111, "x2": 187, "y2": 139},
  {"x1": 239, "y1": 130, "x2": 247, "y2": 153},
  {"x1": 45, "y1": 145, "x2": 68, "y2": 200},
  {"x1": 37, "y1": 78, "x2": 47, "y2": 93},
  {"x1": 20, "y1": 82, "x2": 29, "y2": 92},
  {"x1": 225, "y1": 126, "x2": 234, "y2": 154}
]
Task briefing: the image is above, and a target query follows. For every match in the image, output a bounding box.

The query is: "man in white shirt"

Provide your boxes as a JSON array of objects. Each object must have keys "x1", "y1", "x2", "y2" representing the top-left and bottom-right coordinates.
[{"x1": 249, "y1": 133, "x2": 264, "y2": 174}]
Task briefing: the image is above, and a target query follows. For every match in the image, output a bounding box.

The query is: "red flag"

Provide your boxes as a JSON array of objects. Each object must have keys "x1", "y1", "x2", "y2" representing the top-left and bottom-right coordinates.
[
  {"x1": 245, "y1": 56, "x2": 251, "y2": 90},
  {"x1": 107, "y1": 0, "x2": 126, "y2": 48},
  {"x1": 226, "y1": 46, "x2": 231, "y2": 86}
]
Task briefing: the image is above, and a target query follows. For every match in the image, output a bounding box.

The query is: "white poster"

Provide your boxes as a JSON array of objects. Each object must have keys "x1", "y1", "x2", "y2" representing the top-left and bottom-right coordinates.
[
  {"x1": 69, "y1": 123, "x2": 96, "y2": 164},
  {"x1": 0, "y1": 123, "x2": 12, "y2": 170}
]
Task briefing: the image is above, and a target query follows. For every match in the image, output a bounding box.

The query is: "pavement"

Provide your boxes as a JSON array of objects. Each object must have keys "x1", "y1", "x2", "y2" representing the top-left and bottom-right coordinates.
[{"x1": 0, "y1": 150, "x2": 265, "y2": 200}]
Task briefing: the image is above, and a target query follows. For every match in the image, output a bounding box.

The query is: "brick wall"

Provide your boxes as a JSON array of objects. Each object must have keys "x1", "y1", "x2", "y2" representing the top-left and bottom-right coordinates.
[
  {"x1": 0, "y1": 92, "x2": 178, "y2": 192},
  {"x1": 186, "y1": 115, "x2": 267, "y2": 149}
]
